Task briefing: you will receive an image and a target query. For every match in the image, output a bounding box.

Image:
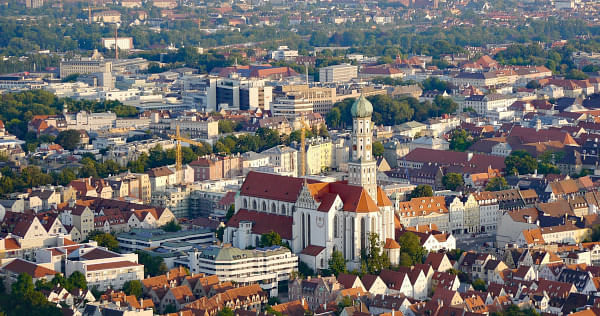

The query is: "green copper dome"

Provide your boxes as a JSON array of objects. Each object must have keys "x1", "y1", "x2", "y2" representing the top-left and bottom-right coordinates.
[{"x1": 350, "y1": 94, "x2": 373, "y2": 118}]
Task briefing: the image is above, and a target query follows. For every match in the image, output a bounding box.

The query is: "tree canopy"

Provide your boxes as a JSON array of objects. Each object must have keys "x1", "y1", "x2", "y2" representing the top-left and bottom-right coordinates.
[
  {"x1": 397, "y1": 232, "x2": 427, "y2": 267},
  {"x1": 486, "y1": 177, "x2": 509, "y2": 191},
  {"x1": 87, "y1": 231, "x2": 119, "y2": 252},
  {"x1": 360, "y1": 233, "x2": 390, "y2": 275},
  {"x1": 442, "y1": 173, "x2": 464, "y2": 191},
  {"x1": 409, "y1": 185, "x2": 434, "y2": 199},
  {"x1": 505, "y1": 150, "x2": 538, "y2": 175}
]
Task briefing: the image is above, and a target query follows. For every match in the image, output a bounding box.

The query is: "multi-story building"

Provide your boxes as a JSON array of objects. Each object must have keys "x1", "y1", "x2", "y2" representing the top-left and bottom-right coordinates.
[
  {"x1": 188, "y1": 155, "x2": 243, "y2": 181},
  {"x1": 274, "y1": 85, "x2": 337, "y2": 114},
  {"x1": 25, "y1": 0, "x2": 43, "y2": 8},
  {"x1": 117, "y1": 228, "x2": 215, "y2": 252},
  {"x1": 396, "y1": 196, "x2": 450, "y2": 232},
  {"x1": 151, "y1": 185, "x2": 192, "y2": 218},
  {"x1": 261, "y1": 145, "x2": 298, "y2": 177},
  {"x1": 461, "y1": 94, "x2": 518, "y2": 115},
  {"x1": 213, "y1": 75, "x2": 273, "y2": 111},
  {"x1": 107, "y1": 173, "x2": 152, "y2": 204},
  {"x1": 187, "y1": 245, "x2": 297, "y2": 296},
  {"x1": 293, "y1": 137, "x2": 333, "y2": 175},
  {"x1": 59, "y1": 56, "x2": 113, "y2": 78},
  {"x1": 169, "y1": 116, "x2": 219, "y2": 139},
  {"x1": 474, "y1": 192, "x2": 500, "y2": 233},
  {"x1": 271, "y1": 94, "x2": 314, "y2": 119},
  {"x1": 35, "y1": 243, "x2": 143, "y2": 291},
  {"x1": 270, "y1": 46, "x2": 299, "y2": 61},
  {"x1": 319, "y1": 64, "x2": 358, "y2": 83},
  {"x1": 101, "y1": 37, "x2": 134, "y2": 51}
]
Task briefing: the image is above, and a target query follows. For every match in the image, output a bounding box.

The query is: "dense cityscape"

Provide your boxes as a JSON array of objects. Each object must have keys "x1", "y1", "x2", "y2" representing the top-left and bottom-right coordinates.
[{"x1": 2, "y1": 0, "x2": 600, "y2": 315}]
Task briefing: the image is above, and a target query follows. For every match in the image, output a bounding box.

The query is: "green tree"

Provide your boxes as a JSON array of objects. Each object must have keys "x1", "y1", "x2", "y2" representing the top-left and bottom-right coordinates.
[
  {"x1": 398, "y1": 232, "x2": 427, "y2": 266},
  {"x1": 225, "y1": 205, "x2": 235, "y2": 221},
  {"x1": 486, "y1": 177, "x2": 509, "y2": 191},
  {"x1": 326, "y1": 107, "x2": 342, "y2": 129},
  {"x1": 409, "y1": 185, "x2": 434, "y2": 198},
  {"x1": 55, "y1": 130, "x2": 81, "y2": 151},
  {"x1": 122, "y1": 280, "x2": 143, "y2": 298},
  {"x1": 505, "y1": 150, "x2": 538, "y2": 175},
  {"x1": 298, "y1": 261, "x2": 314, "y2": 278},
  {"x1": 472, "y1": 278, "x2": 487, "y2": 291},
  {"x1": 449, "y1": 129, "x2": 473, "y2": 152},
  {"x1": 526, "y1": 80, "x2": 541, "y2": 89},
  {"x1": 136, "y1": 251, "x2": 168, "y2": 277},
  {"x1": 260, "y1": 231, "x2": 283, "y2": 247},
  {"x1": 161, "y1": 219, "x2": 182, "y2": 232},
  {"x1": 361, "y1": 233, "x2": 390, "y2": 274},
  {"x1": 217, "y1": 307, "x2": 235, "y2": 316},
  {"x1": 372, "y1": 141, "x2": 384, "y2": 157},
  {"x1": 328, "y1": 250, "x2": 347, "y2": 276},
  {"x1": 67, "y1": 271, "x2": 87, "y2": 290},
  {"x1": 565, "y1": 69, "x2": 588, "y2": 80},
  {"x1": 87, "y1": 231, "x2": 119, "y2": 252},
  {"x1": 442, "y1": 173, "x2": 464, "y2": 191}
]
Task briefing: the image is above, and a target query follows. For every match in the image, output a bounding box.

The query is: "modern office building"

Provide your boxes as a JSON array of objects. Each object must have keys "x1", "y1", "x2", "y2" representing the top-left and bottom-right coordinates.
[{"x1": 319, "y1": 64, "x2": 358, "y2": 83}]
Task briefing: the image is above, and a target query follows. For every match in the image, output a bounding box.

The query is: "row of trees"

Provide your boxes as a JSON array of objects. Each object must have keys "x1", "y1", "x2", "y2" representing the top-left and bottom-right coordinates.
[
  {"x1": 326, "y1": 94, "x2": 458, "y2": 129},
  {"x1": 0, "y1": 90, "x2": 137, "y2": 140}
]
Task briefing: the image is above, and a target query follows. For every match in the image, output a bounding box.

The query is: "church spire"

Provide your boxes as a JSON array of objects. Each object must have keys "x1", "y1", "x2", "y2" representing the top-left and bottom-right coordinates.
[{"x1": 348, "y1": 94, "x2": 377, "y2": 199}]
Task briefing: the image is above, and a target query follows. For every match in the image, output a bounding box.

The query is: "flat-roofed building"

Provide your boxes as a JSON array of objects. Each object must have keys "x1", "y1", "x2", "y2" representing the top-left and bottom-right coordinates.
[
  {"x1": 187, "y1": 245, "x2": 298, "y2": 296},
  {"x1": 319, "y1": 64, "x2": 358, "y2": 83}
]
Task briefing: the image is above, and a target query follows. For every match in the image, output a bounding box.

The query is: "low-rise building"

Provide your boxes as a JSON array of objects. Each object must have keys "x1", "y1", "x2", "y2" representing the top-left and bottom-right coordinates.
[{"x1": 117, "y1": 228, "x2": 215, "y2": 252}]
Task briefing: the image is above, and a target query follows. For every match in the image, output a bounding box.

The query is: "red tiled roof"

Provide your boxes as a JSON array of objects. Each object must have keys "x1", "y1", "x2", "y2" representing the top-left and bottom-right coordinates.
[
  {"x1": 4, "y1": 238, "x2": 20, "y2": 250},
  {"x1": 301, "y1": 245, "x2": 326, "y2": 256},
  {"x1": 3, "y1": 258, "x2": 58, "y2": 278},
  {"x1": 226, "y1": 209, "x2": 292, "y2": 239}
]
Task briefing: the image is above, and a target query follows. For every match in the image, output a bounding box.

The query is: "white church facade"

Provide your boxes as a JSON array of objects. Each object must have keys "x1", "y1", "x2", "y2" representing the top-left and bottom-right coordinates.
[{"x1": 224, "y1": 95, "x2": 395, "y2": 271}]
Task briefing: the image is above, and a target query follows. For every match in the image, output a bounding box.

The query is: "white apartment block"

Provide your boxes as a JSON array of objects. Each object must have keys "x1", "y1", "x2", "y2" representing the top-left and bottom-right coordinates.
[
  {"x1": 36, "y1": 243, "x2": 143, "y2": 291},
  {"x1": 462, "y1": 94, "x2": 517, "y2": 115},
  {"x1": 319, "y1": 64, "x2": 358, "y2": 83},
  {"x1": 187, "y1": 245, "x2": 298, "y2": 296},
  {"x1": 270, "y1": 46, "x2": 298, "y2": 61}
]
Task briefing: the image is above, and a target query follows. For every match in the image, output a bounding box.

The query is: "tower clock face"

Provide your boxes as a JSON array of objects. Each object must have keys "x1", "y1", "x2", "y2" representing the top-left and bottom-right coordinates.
[{"x1": 366, "y1": 145, "x2": 371, "y2": 150}]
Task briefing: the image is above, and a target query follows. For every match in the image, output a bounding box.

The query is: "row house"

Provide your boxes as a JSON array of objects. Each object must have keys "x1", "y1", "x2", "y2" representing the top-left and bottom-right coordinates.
[{"x1": 397, "y1": 196, "x2": 450, "y2": 233}]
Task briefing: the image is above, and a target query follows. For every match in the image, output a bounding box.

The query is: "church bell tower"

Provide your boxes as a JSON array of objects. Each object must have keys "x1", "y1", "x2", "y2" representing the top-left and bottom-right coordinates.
[{"x1": 348, "y1": 94, "x2": 378, "y2": 199}]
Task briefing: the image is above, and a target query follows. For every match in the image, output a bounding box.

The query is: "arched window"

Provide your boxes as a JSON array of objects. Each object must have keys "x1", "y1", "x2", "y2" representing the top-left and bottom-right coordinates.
[
  {"x1": 243, "y1": 198, "x2": 248, "y2": 208},
  {"x1": 281, "y1": 205, "x2": 287, "y2": 215},
  {"x1": 252, "y1": 200, "x2": 257, "y2": 210},
  {"x1": 262, "y1": 201, "x2": 267, "y2": 211},
  {"x1": 360, "y1": 217, "x2": 367, "y2": 251},
  {"x1": 271, "y1": 202, "x2": 276, "y2": 213},
  {"x1": 334, "y1": 215, "x2": 339, "y2": 238}
]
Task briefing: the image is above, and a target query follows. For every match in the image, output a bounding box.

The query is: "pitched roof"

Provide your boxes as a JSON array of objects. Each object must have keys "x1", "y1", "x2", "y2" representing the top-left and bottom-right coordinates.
[
  {"x1": 2, "y1": 258, "x2": 58, "y2": 278},
  {"x1": 226, "y1": 209, "x2": 292, "y2": 239},
  {"x1": 337, "y1": 273, "x2": 362, "y2": 290}
]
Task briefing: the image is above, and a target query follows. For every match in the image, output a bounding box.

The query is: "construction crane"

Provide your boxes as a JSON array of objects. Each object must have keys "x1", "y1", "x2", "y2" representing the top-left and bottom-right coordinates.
[
  {"x1": 168, "y1": 125, "x2": 204, "y2": 173},
  {"x1": 299, "y1": 114, "x2": 312, "y2": 177}
]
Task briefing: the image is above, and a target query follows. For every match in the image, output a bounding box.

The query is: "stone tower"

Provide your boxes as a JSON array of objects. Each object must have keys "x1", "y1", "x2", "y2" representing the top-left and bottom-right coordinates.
[{"x1": 348, "y1": 94, "x2": 378, "y2": 199}]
